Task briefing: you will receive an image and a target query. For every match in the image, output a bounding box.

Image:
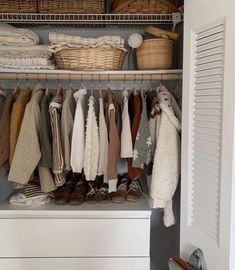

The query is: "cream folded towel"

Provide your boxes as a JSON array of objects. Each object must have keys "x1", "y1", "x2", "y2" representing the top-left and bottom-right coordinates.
[
  {"x1": 48, "y1": 32, "x2": 127, "y2": 53},
  {"x1": 0, "y1": 24, "x2": 39, "y2": 46}
]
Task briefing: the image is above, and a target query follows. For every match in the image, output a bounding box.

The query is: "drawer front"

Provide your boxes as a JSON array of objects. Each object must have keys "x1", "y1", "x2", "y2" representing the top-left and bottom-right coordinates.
[
  {"x1": 0, "y1": 258, "x2": 150, "y2": 270},
  {"x1": 0, "y1": 218, "x2": 150, "y2": 257}
]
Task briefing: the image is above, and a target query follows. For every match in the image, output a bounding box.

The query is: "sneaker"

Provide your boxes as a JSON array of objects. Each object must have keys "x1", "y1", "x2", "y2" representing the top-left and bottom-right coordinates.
[
  {"x1": 97, "y1": 183, "x2": 111, "y2": 203},
  {"x1": 111, "y1": 177, "x2": 128, "y2": 203},
  {"x1": 69, "y1": 181, "x2": 87, "y2": 205},
  {"x1": 86, "y1": 182, "x2": 98, "y2": 204},
  {"x1": 126, "y1": 180, "x2": 142, "y2": 202}
]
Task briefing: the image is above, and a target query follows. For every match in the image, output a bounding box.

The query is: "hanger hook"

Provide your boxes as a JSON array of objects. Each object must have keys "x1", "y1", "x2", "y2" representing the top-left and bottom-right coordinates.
[
  {"x1": 99, "y1": 74, "x2": 102, "y2": 97},
  {"x1": 140, "y1": 74, "x2": 143, "y2": 90},
  {"x1": 81, "y1": 74, "x2": 84, "y2": 88},
  {"x1": 108, "y1": 74, "x2": 110, "y2": 89},
  {"x1": 46, "y1": 73, "x2": 49, "y2": 89},
  {"x1": 37, "y1": 73, "x2": 40, "y2": 84},
  {"x1": 16, "y1": 73, "x2": 19, "y2": 88},
  {"x1": 26, "y1": 73, "x2": 29, "y2": 88},
  {"x1": 149, "y1": 74, "x2": 152, "y2": 91},
  {"x1": 91, "y1": 74, "x2": 94, "y2": 96},
  {"x1": 69, "y1": 74, "x2": 72, "y2": 89},
  {"x1": 123, "y1": 74, "x2": 126, "y2": 91},
  {"x1": 57, "y1": 73, "x2": 61, "y2": 89}
]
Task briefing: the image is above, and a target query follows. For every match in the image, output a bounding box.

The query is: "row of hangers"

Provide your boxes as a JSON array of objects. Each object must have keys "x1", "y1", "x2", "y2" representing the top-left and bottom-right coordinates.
[{"x1": 11, "y1": 73, "x2": 181, "y2": 98}]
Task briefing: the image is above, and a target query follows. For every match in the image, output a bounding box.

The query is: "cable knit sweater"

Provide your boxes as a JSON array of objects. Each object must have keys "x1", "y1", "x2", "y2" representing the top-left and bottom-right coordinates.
[{"x1": 151, "y1": 86, "x2": 181, "y2": 227}]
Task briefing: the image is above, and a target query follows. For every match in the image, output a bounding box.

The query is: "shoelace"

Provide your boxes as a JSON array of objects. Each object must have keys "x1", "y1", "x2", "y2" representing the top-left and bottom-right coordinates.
[
  {"x1": 87, "y1": 183, "x2": 98, "y2": 196},
  {"x1": 126, "y1": 181, "x2": 147, "y2": 198},
  {"x1": 118, "y1": 179, "x2": 128, "y2": 191}
]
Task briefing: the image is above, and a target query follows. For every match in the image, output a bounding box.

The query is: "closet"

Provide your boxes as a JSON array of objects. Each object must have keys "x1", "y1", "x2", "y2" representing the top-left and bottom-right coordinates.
[{"x1": 0, "y1": 0, "x2": 235, "y2": 270}]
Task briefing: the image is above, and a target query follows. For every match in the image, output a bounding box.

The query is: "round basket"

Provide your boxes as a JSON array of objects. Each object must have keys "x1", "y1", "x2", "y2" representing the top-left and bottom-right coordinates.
[
  {"x1": 54, "y1": 48, "x2": 127, "y2": 71},
  {"x1": 136, "y1": 39, "x2": 173, "y2": 70}
]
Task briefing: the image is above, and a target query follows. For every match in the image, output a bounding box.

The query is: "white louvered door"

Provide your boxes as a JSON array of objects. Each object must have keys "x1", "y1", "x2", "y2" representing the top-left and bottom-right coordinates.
[{"x1": 181, "y1": 1, "x2": 235, "y2": 270}]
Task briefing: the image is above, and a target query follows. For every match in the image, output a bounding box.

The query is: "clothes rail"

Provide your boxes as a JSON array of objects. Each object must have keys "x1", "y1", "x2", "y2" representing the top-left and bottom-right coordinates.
[{"x1": 0, "y1": 69, "x2": 182, "y2": 81}]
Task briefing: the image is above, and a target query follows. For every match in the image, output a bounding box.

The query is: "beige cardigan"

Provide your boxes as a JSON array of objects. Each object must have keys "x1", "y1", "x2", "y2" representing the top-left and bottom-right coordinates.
[{"x1": 8, "y1": 84, "x2": 53, "y2": 188}]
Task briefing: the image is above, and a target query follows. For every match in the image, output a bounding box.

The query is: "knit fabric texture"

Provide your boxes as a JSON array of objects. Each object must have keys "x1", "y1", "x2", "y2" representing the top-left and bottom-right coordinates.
[
  {"x1": 84, "y1": 95, "x2": 99, "y2": 181},
  {"x1": 9, "y1": 88, "x2": 31, "y2": 164}
]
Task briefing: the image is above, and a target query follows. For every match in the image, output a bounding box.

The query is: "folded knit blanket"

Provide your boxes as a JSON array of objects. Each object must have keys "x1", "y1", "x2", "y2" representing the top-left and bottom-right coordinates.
[
  {"x1": 48, "y1": 32, "x2": 126, "y2": 53},
  {"x1": 0, "y1": 24, "x2": 39, "y2": 46},
  {"x1": 0, "y1": 45, "x2": 55, "y2": 69}
]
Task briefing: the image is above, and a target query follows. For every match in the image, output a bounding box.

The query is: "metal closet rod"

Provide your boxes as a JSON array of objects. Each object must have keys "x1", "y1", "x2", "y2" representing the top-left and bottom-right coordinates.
[{"x1": 0, "y1": 71, "x2": 183, "y2": 81}]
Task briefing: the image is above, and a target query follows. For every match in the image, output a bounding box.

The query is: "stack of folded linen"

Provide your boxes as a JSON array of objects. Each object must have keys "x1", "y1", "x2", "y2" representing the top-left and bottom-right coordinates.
[
  {"x1": 48, "y1": 32, "x2": 127, "y2": 53},
  {"x1": 0, "y1": 24, "x2": 55, "y2": 70}
]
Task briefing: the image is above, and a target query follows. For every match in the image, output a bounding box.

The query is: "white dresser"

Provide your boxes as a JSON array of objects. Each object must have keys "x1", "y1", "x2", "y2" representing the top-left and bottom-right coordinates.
[{"x1": 0, "y1": 199, "x2": 151, "y2": 270}]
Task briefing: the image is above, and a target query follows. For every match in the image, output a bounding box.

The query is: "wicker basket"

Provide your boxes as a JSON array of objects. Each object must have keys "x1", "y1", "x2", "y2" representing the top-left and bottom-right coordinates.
[
  {"x1": 0, "y1": 0, "x2": 37, "y2": 13},
  {"x1": 54, "y1": 48, "x2": 127, "y2": 71},
  {"x1": 38, "y1": 0, "x2": 104, "y2": 13},
  {"x1": 112, "y1": 0, "x2": 178, "y2": 14},
  {"x1": 136, "y1": 39, "x2": 173, "y2": 70}
]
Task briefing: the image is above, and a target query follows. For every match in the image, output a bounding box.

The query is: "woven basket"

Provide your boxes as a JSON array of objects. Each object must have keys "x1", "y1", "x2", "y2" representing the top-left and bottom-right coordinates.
[
  {"x1": 38, "y1": 0, "x2": 104, "y2": 13},
  {"x1": 136, "y1": 39, "x2": 173, "y2": 70},
  {"x1": 112, "y1": 0, "x2": 178, "y2": 14},
  {"x1": 0, "y1": 0, "x2": 37, "y2": 13},
  {"x1": 54, "y1": 48, "x2": 127, "y2": 70}
]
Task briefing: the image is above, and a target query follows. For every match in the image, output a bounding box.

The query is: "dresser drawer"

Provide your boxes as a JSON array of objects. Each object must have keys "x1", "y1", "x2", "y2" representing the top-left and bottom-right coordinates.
[
  {"x1": 0, "y1": 218, "x2": 150, "y2": 257},
  {"x1": 0, "y1": 257, "x2": 150, "y2": 270}
]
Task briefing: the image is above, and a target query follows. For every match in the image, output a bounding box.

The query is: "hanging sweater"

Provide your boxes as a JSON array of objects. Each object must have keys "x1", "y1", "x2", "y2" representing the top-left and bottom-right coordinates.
[
  {"x1": 8, "y1": 84, "x2": 44, "y2": 184},
  {"x1": 9, "y1": 88, "x2": 31, "y2": 164},
  {"x1": 0, "y1": 92, "x2": 16, "y2": 172},
  {"x1": 61, "y1": 89, "x2": 75, "y2": 171},
  {"x1": 84, "y1": 95, "x2": 99, "y2": 181},
  {"x1": 120, "y1": 90, "x2": 133, "y2": 158},
  {"x1": 97, "y1": 96, "x2": 109, "y2": 182},
  {"x1": 127, "y1": 92, "x2": 142, "y2": 180},
  {"x1": 49, "y1": 90, "x2": 65, "y2": 187},
  {"x1": 70, "y1": 87, "x2": 87, "y2": 173},
  {"x1": 107, "y1": 90, "x2": 120, "y2": 192},
  {"x1": 132, "y1": 94, "x2": 152, "y2": 168},
  {"x1": 151, "y1": 86, "x2": 181, "y2": 227}
]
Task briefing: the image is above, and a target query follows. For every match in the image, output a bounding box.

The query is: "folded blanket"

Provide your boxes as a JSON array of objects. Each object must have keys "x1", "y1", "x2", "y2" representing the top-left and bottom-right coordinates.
[
  {"x1": 48, "y1": 32, "x2": 127, "y2": 53},
  {"x1": 0, "y1": 24, "x2": 39, "y2": 46},
  {"x1": 0, "y1": 45, "x2": 55, "y2": 69},
  {"x1": 10, "y1": 193, "x2": 51, "y2": 206}
]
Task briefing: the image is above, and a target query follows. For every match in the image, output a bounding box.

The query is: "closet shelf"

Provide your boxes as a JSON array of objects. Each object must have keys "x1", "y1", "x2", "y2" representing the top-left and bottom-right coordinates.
[
  {"x1": 0, "y1": 13, "x2": 183, "y2": 27},
  {"x1": 0, "y1": 198, "x2": 151, "y2": 219},
  {"x1": 0, "y1": 69, "x2": 183, "y2": 81}
]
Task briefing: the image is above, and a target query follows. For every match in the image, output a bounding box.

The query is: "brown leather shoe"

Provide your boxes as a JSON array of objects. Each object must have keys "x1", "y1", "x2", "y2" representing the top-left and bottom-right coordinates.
[
  {"x1": 97, "y1": 184, "x2": 111, "y2": 203},
  {"x1": 111, "y1": 177, "x2": 128, "y2": 203},
  {"x1": 69, "y1": 181, "x2": 87, "y2": 205},
  {"x1": 86, "y1": 182, "x2": 98, "y2": 204},
  {"x1": 54, "y1": 182, "x2": 75, "y2": 204},
  {"x1": 126, "y1": 180, "x2": 142, "y2": 202}
]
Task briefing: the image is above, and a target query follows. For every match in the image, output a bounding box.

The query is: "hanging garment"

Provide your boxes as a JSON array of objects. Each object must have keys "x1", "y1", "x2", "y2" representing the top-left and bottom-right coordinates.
[
  {"x1": 8, "y1": 84, "x2": 44, "y2": 184},
  {"x1": 84, "y1": 95, "x2": 99, "y2": 181},
  {"x1": 147, "y1": 95, "x2": 161, "y2": 165},
  {"x1": 0, "y1": 91, "x2": 16, "y2": 172},
  {"x1": 97, "y1": 96, "x2": 108, "y2": 182},
  {"x1": 38, "y1": 94, "x2": 56, "y2": 193},
  {"x1": 70, "y1": 87, "x2": 87, "y2": 173},
  {"x1": 9, "y1": 88, "x2": 31, "y2": 164},
  {"x1": 107, "y1": 90, "x2": 120, "y2": 192},
  {"x1": 151, "y1": 86, "x2": 181, "y2": 227},
  {"x1": 61, "y1": 89, "x2": 75, "y2": 171},
  {"x1": 132, "y1": 94, "x2": 152, "y2": 168},
  {"x1": 49, "y1": 90, "x2": 65, "y2": 187},
  {"x1": 120, "y1": 90, "x2": 133, "y2": 158},
  {"x1": 127, "y1": 92, "x2": 142, "y2": 180},
  {"x1": 0, "y1": 88, "x2": 6, "y2": 115}
]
